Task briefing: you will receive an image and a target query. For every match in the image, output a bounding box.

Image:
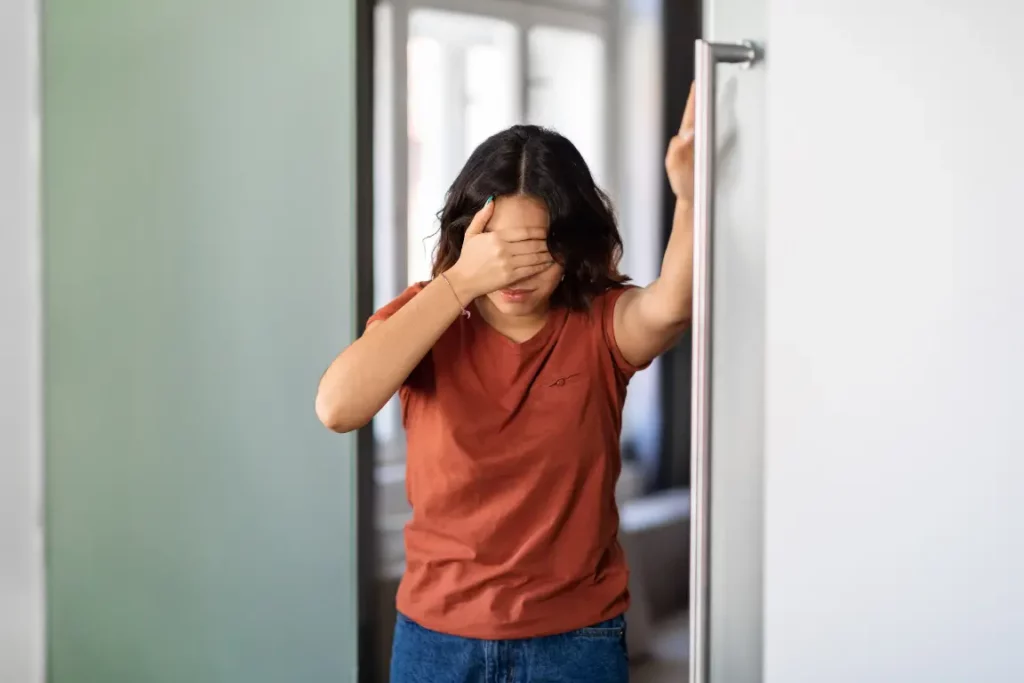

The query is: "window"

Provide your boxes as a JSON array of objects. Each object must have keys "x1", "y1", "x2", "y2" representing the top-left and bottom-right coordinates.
[
  {"x1": 527, "y1": 25, "x2": 606, "y2": 184},
  {"x1": 406, "y1": 10, "x2": 519, "y2": 284}
]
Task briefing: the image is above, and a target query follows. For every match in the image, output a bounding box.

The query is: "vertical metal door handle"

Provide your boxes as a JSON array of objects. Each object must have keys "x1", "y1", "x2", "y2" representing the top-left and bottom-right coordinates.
[{"x1": 690, "y1": 38, "x2": 760, "y2": 683}]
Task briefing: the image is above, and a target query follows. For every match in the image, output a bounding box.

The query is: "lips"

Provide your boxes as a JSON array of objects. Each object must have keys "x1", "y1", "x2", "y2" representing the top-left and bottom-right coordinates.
[{"x1": 500, "y1": 288, "x2": 531, "y2": 302}]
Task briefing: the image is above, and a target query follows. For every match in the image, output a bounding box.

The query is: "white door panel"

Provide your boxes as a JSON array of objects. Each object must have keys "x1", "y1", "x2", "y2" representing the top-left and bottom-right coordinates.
[
  {"x1": 702, "y1": 0, "x2": 767, "y2": 682},
  {"x1": 764, "y1": 1, "x2": 1024, "y2": 681}
]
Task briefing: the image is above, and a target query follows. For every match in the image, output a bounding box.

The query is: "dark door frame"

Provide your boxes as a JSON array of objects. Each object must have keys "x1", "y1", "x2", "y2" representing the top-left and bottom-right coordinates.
[
  {"x1": 355, "y1": 0, "x2": 379, "y2": 681},
  {"x1": 657, "y1": 0, "x2": 702, "y2": 491}
]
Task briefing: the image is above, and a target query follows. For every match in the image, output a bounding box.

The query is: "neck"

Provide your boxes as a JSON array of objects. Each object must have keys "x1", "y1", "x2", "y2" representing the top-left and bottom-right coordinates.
[{"x1": 474, "y1": 297, "x2": 550, "y2": 344}]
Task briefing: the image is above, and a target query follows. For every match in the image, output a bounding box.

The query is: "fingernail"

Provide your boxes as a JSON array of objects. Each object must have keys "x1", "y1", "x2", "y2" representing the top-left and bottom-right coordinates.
[{"x1": 485, "y1": 195, "x2": 494, "y2": 206}]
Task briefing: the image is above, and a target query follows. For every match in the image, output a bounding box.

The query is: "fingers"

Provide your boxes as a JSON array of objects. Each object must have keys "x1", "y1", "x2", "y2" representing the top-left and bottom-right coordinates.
[
  {"x1": 510, "y1": 251, "x2": 554, "y2": 269},
  {"x1": 464, "y1": 197, "x2": 495, "y2": 238},
  {"x1": 499, "y1": 225, "x2": 549, "y2": 243},
  {"x1": 679, "y1": 81, "x2": 696, "y2": 135},
  {"x1": 668, "y1": 83, "x2": 696, "y2": 162},
  {"x1": 666, "y1": 133, "x2": 693, "y2": 159},
  {"x1": 505, "y1": 238, "x2": 549, "y2": 256},
  {"x1": 513, "y1": 262, "x2": 555, "y2": 280}
]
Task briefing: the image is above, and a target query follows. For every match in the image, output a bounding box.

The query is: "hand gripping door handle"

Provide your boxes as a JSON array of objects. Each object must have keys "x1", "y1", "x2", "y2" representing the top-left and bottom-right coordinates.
[{"x1": 689, "y1": 38, "x2": 760, "y2": 683}]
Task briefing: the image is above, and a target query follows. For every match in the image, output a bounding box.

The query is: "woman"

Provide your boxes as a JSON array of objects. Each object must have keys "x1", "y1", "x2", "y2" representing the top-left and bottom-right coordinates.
[{"x1": 316, "y1": 86, "x2": 697, "y2": 683}]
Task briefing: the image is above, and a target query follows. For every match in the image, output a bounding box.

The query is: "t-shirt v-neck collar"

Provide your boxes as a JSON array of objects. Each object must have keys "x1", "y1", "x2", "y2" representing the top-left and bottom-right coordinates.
[
  {"x1": 470, "y1": 304, "x2": 566, "y2": 357},
  {"x1": 465, "y1": 305, "x2": 569, "y2": 415}
]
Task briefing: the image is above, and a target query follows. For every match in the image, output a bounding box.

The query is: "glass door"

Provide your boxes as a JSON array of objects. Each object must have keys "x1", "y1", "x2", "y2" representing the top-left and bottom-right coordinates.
[{"x1": 42, "y1": 3, "x2": 363, "y2": 681}]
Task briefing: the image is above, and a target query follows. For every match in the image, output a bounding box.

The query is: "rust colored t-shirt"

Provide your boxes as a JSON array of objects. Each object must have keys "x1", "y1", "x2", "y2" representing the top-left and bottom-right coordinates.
[{"x1": 368, "y1": 282, "x2": 643, "y2": 640}]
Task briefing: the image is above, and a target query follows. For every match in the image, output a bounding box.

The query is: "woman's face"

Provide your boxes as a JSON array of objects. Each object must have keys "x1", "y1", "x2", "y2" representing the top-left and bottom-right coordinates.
[{"x1": 483, "y1": 194, "x2": 563, "y2": 316}]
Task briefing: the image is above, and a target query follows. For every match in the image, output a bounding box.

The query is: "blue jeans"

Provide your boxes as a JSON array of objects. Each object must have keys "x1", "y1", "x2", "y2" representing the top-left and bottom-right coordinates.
[{"x1": 389, "y1": 613, "x2": 629, "y2": 683}]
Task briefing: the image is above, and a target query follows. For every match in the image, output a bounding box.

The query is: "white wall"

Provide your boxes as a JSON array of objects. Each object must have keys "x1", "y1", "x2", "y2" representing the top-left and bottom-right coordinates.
[
  {"x1": 765, "y1": 1, "x2": 1024, "y2": 681},
  {"x1": 0, "y1": 0, "x2": 45, "y2": 681}
]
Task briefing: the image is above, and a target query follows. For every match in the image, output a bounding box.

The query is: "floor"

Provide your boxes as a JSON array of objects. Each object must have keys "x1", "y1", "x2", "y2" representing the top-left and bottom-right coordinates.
[
  {"x1": 630, "y1": 612, "x2": 688, "y2": 683},
  {"x1": 632, "y1": 661, "x2": 687, "y2": 683}
]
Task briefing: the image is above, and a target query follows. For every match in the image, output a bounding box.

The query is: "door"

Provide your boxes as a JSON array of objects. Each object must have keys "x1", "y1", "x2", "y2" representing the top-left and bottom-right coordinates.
[
  {"x1": 691, "y1": 1, "x2": 767, "y2": 682},
  {"x1": 762, "y1": 1, "x2": 1024, "y2": 681},
  {"x1": 42, "y1": 2, "x2": 364, "y2": 682},
  {"x1": 697, "y1": 0, "x2": 1024, "y2": 681}
]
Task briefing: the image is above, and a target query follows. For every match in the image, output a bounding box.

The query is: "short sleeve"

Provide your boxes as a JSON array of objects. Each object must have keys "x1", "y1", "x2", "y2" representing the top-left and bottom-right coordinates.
[
  {"x1": 598, "y1": 285, "x2": 651, "y2": 381},
  {"x1": 367, "y1": 282, "x2": 428, "y2": 329},
  {"x1": 366, "y1": 282, "x2": 433, "y2": 414}
]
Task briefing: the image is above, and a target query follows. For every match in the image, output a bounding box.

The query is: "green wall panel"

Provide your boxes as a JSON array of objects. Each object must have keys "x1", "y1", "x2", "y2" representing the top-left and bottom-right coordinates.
[{"x1": 42, "y1": 2, "x2": 359, "y2": 681}]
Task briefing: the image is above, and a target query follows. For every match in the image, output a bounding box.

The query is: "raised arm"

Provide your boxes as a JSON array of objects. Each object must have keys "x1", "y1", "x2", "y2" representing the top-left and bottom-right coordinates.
[
  {"x1": 314, "y1": 278, "x2": 465, "y2": 433},
  {"x1": 315, "y1": 198, "x2": 552, "y2": 432},
  {"x1": 614, "y1": 83, "x2": 696, "y2": 367}
]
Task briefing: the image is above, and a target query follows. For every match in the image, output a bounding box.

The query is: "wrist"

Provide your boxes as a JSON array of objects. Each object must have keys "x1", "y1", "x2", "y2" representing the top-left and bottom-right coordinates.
[
  {"x1": 674, "y1": 196, "x2": 693, "y2": 213},
  {"x1": 441, "y1": 265, "x2": 479, "y2": 307},
  {"x1": 673, "y1": 197, "x2": 694, "y2": 228}
]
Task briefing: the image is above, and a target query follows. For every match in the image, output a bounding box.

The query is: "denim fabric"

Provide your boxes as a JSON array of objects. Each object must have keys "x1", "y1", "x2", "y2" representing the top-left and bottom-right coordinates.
[{"x1": 389, "y1": 613, "x2": 629, "y2": 683}]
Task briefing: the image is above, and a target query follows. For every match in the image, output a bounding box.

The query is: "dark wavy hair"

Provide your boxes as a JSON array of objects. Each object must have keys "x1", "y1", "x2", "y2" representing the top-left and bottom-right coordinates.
[{"x1": 430, "y1": 125, "x2": 628, "y2": 311}]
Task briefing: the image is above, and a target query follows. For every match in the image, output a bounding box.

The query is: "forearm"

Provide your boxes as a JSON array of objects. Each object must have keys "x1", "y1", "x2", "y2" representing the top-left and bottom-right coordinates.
[
  {"x1": 612, "y1": 199, "x2": 694, "y2": 366},
  {"x1": 315, "y1": 277, "x2": 466, "y2": 432},
  {"x1": 643, "y1": 198, "x2": 694, "y2": 327},
  {"x1": 615, "y1": 84, "x2": 696, "y2": 364}
]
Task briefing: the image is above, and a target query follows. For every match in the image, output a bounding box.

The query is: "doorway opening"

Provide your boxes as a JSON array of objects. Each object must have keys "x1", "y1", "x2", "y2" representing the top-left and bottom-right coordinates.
[{"x1": 357, "y1": 1, "x2": 700, "y2": 679}]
